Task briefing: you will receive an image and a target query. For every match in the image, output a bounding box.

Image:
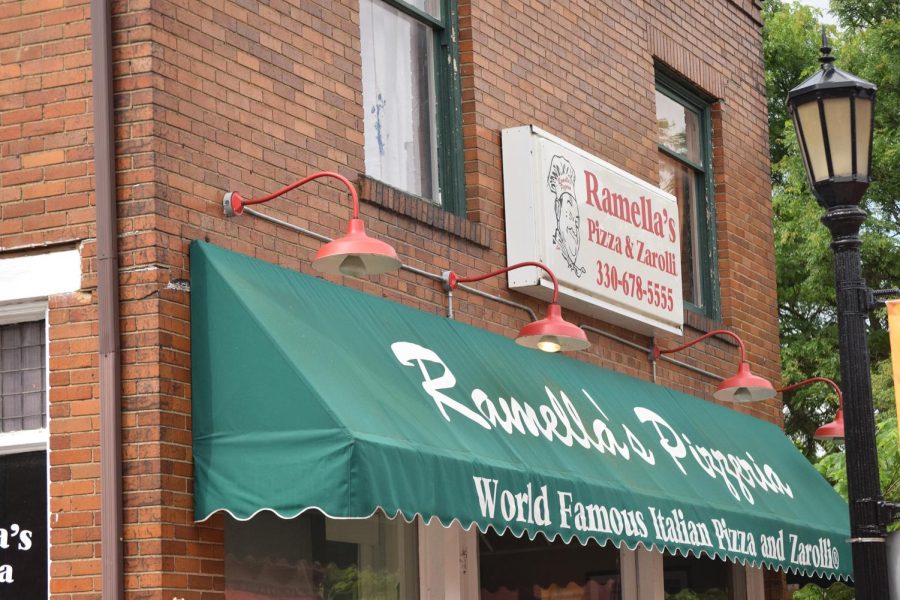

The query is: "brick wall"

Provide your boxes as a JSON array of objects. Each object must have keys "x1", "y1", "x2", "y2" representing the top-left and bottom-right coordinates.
[
  {"x1": 1, "y1": 0, "x2": 780, "y2": 597},
  {"x1": 2, "y1": 1, "x2": 99, "y2": 597}
]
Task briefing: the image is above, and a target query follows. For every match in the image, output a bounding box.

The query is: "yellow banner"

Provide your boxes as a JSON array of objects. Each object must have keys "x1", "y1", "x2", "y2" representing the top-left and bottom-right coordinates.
[{"x1": 889, "y1": 300, "x2": 900, "y2": 448}]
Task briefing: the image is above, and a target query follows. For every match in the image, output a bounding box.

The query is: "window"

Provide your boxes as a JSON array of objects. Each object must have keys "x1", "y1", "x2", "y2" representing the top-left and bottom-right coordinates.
[
  {"x1": 656, "y1": 72, "x2": 719, "y2": 319},
  {"x1": 225, "y1": 510, "x2": 418, "y2": 599},
  {"x1": 360, "y1": 0, "x2": 464, "y2": 214},
  {"x1": 1, "y1": 320, "x2": 46, "y2": 434}
]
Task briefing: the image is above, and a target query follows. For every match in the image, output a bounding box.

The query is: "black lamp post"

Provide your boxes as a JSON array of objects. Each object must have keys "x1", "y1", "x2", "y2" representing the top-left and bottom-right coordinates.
[{"x1": 787, "y1": 33, "x2": 886, "y2": 596}]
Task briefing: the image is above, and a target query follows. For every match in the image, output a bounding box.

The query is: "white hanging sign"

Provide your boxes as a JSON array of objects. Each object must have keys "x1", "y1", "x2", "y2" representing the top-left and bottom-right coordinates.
[{"x1": 502, "y1": 126, "x2": 684, "y2": 334}]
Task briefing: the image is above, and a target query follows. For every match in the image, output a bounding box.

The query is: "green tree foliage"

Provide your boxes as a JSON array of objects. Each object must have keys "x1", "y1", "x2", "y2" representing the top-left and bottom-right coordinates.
[
  {"x1": 762, "y1": 1, "x2": 822, "y2": 166},
  {"x1": 831, "y1": 0, "x2": 900, "y2": 29},
  {"x1": 765, "y1": 0, "x2": 900, "y2": 458}
]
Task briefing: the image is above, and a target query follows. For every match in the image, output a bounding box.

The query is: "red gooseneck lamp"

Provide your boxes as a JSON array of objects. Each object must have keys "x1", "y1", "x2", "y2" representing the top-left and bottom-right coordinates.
[
  {"x1": 223, "y1": 171, "x2": 401, "y2": 277},
  {"x1": 779, "y1": 377, "x2": 845, "y2": 441},
  {"x1": 444, "y1": 262, "x2": 590, "y2": 353},
  {"x1": 653, "y1": 330, "x2": 776, "y2": 402}
]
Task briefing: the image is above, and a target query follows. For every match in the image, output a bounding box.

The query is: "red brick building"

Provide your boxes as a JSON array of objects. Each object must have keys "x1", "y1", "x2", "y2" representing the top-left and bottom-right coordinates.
[{"x1": 0, "y1": 0, "x2": 849, "y2": 598}]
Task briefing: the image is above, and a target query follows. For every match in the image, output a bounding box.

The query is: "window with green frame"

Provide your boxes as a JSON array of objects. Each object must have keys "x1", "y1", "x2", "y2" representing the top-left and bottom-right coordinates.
[
  {"x1": 359, "y1": 0, "x2": 465, "y2": 215},
  {"x1": 655, "y1": 71, "x2": 719, "y2": 320}
]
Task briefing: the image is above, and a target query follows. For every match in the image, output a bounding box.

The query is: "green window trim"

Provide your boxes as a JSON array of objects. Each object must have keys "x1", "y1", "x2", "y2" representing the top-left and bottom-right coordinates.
[
  {"x1": 376, "y1": 0, "x2": 465, "y2": 216},
  {"x1": 655, "y1": 69, "x2": 720, "y2": 322}
]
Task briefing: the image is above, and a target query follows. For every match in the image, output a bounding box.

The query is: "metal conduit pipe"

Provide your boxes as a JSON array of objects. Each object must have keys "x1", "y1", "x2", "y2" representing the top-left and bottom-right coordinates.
[
  {"x1": 91, "y1": 0, "x2": 123, "y2": 596},
  {"x1": 451, "y1": 282, "x2": 538, "y2": 321},
  {"x1": 242, "y1": 207, "x2": 538, "y2": 322},
  {"x1": 578, "y1": 325, "x2": 726, "y2": 383}
]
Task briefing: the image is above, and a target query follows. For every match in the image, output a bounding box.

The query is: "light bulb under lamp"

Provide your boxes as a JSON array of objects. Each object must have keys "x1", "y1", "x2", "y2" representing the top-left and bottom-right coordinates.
[{"x1": 536, "y1": 337, "x2": 562, "y2": 353}]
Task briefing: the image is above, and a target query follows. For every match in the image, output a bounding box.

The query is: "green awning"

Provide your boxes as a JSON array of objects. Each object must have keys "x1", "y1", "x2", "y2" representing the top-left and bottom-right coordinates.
[{"x1": 190, "y1": 241, "x2": 851, "y2": 580}]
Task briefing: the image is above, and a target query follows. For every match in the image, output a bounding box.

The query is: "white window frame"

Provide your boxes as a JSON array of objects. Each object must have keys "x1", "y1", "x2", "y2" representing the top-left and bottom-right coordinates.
[
  {"x1": 417, "y1": 518, "x2": 479, "y2": 599},
  {"x1": 620, "y1": 546, "x2": 764, "y2": 600},
  {"x1": 416, "y1": 524, "x2": 765, "y2": 600}
]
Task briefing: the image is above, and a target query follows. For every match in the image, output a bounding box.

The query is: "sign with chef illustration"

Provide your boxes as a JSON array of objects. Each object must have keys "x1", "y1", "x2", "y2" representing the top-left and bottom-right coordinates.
[{"x1": 502, "y1": 126, "x2": 684, "y2": 335}]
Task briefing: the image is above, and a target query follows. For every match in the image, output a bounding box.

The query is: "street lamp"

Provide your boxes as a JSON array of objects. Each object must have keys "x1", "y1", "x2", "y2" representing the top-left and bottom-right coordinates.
[{"x1": 787, "y1": 32, "x2": 886, "y2": 596}]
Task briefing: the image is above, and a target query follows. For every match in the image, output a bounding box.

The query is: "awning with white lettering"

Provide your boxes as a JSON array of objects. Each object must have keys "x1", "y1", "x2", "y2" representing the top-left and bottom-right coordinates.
[{"x1": 190, "y1": 242, "x2": 851, "y2": 580}]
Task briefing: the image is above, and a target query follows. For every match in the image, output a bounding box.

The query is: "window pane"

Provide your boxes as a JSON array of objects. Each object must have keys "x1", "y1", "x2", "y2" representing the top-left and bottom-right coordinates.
[
  {"x1": 656, "y1": 91, "x2": 701, "y2": 165},
  {"x1": 479, "y1": 529, "x2": 621, "y2": 599},
  {"x1": 662, "y1": 551, "x2": 732, "y2": 598},
  {"x1": 225, "y1": 510, "x2": 418, "y2": 599},
  {"x1": 361, "y1": 0, "x2": 437, "y2": 201},
  {"x1": 0, "y1": 321, "x2": 46, "y2": 433},
  {"x1": 401, "y1": 0, "x2": 442, "y2": 20},
  {"x1": 659, "y1": 154, "x2": 701, "y2": 307}
]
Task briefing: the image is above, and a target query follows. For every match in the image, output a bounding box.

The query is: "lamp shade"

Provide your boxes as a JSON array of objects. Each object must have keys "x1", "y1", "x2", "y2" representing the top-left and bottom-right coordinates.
[
  {"x1": 814, "y1": 408, "x2": 845, "y2": 441},
  {"x1": 714, "y1": 362, "x2": 776, "y2": 403},
  {"x1": 312, "y1": 218, "x2": 402, "y2": 277},
  {"x1": 787, "y1": 35, "x2": 876, "y2": 208},
  {"x1": 516, "y1": 303, "x2": 590, "y2": 353}
]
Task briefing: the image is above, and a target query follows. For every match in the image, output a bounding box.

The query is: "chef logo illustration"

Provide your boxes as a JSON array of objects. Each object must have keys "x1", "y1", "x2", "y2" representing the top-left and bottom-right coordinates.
[{"x1": 547, "y1": 155, "x2": 585, "y2": 277}]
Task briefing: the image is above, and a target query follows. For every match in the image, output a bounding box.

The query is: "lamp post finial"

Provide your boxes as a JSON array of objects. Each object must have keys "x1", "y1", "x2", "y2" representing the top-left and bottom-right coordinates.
[{"x1": 820, "y1": 27, "x2": 835, "y2": 70}]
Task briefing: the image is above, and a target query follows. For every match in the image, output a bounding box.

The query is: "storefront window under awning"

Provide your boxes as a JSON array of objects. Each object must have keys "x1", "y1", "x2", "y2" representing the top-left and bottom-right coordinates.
[{"x1": 189, "y1": 242, "x2": 851, "y2": 582}]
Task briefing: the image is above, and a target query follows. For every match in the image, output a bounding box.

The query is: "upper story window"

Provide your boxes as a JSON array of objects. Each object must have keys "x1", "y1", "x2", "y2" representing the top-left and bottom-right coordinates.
[
  {"x1": 360, "y1": 0, "x2": 464, "y2": 214},
  {"x1": 656, "y1": 72, "x2": 719, "y2": 320}
]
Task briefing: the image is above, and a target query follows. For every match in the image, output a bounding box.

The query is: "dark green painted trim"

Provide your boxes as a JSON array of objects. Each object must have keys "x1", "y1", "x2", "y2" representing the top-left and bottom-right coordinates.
[
  {"x1": 655, "y1": 71, "x2": 720, "y2": 322},
  {"x1": 658, "y1": 144, "x2": 705, "y2": 174},
  {"x1": 381, "y1": 0, "x2": 443, "y2": 28},
  {"x1": 434, "y1": 0, "x2": 465, "y2": 216}
]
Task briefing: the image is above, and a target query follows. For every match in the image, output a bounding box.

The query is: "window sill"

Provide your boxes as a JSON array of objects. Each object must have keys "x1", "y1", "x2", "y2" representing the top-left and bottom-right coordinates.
[
  {"x1": 683, "y1": 309, "x2": 738, "y2": 346},
  {"x1": 0, "y1": 429, "x2": 48, "y2": 455},
  {"x1": 358, "y1": 177, "x2": 490, "y2": 248}
]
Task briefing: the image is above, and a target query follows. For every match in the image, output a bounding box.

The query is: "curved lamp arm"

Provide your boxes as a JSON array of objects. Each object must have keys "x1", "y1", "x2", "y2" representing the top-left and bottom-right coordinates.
[
  {"x1": 447, "y1": 261, "x2": 561, "y2": 303},
  {"x1": 777, "y1": 377, "x2": 843, "y2": 406},
  {"x1": 224, "y1": 171, "x2": 359, "y2": 218},
  {"x1": 653, "y1": 329, "x2": 748, "y2": 363}
]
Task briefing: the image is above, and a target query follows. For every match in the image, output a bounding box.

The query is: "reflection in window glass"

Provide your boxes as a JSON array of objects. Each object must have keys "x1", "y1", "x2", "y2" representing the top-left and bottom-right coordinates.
[
  {"x1": 360, "y1": 0, "x2": 437, "y2": 202},
  {"x1": 656, "y1": 91, "x2": 701, "y2": 166},
  {"x1": 659, "y1": 154, "x2": 701, "y2": 307},
  {"x1": 662, "y1": 551, "x2": 731, "y2": 599},
  {"x1": 403, "y1": 0, "x2": 442, "y2": 19},
  {"x1": 480, "y1": 529, "x2": 621, "y2": 600},
  {"x1": 225, "y1": 510, "x2": 418, "y2": 600}
]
